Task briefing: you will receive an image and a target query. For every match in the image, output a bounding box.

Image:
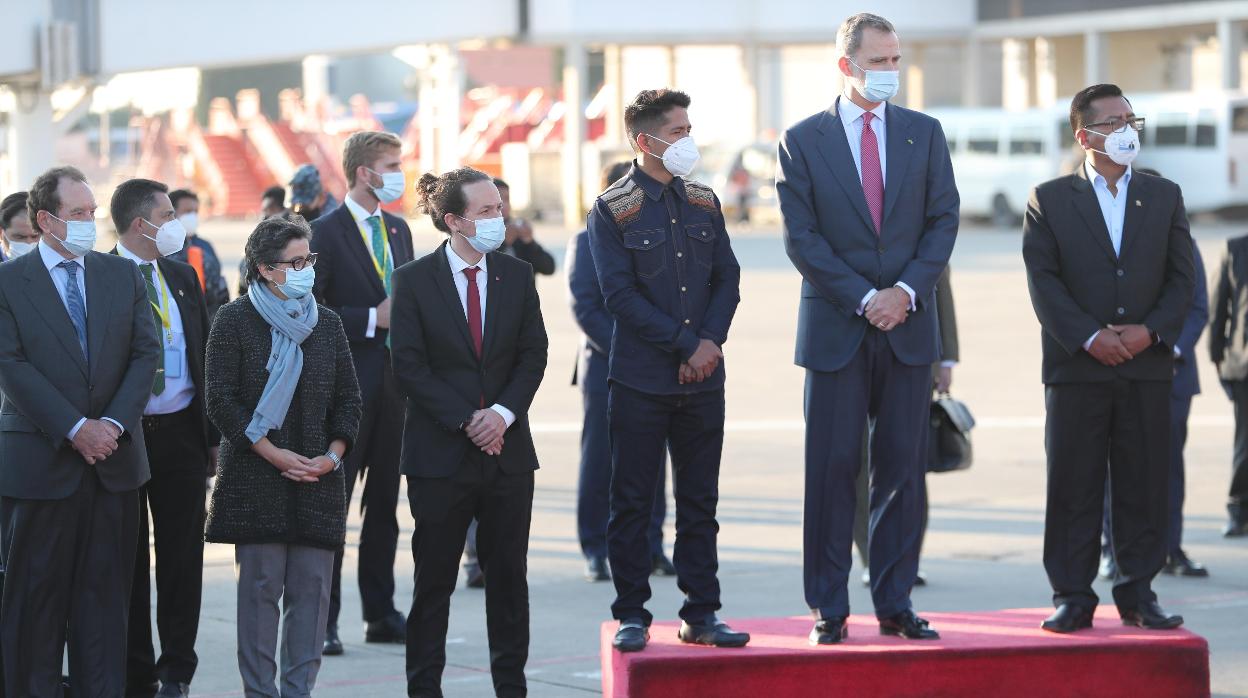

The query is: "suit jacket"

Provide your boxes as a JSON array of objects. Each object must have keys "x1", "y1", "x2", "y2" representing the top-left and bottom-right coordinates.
[
  {"x1": 0, "y1": 249, "x2": 161, "y2": 499},
  {"x1": 1022, "y1": 167, "x2": 1195, "y2": 384},
  {"x1": 565, "y1": 230, "x2": 612, "y2": 390},
  {"x1": 1173, "y1": 242, "x2": 1206, "y2": 398},
  {"x1": 777, "y1": 98, "x2": 960, "y2": 372},
  {"x1": 506, "y1": 239, "x2": 556, "y2": 276},
  {"x1": 390, "y1": 242, "x2": 548, "y2": 479},
  {"x1": 310, "y1": 202, "x2": 415, "y2": 402},
  {"x1": 1210, "y1": 234, "x2": 1248, "y2": 381},
  {"x1": 935, "y1": 265, "x2": 958, "y2": 364},
  {"x1": 110, "y1": 247, "x2": 219, "y2": 449}
]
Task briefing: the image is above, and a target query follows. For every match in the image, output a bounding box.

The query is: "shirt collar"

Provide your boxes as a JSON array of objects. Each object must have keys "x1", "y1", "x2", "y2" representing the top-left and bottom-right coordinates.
[
  {"x1": 116, "y1": 240, "x2": 159, "y2": 267},
  {"x1": 445, "y1": 241, "x2": 488, "y2": 276},
  {"x1": 629, "y1": 160, "x2": 686, "y2": 202},
  {"x1": 344, "y1": 192, "x2": 381, "y2": 224},
  {"x1": 838, "y1": 93, "x2": 887, "y2": 126},
  {"x1": 1085, "y1": 159, "x2": 1132, "y2": 192},
  {"x1": 39, "y1": 238, "x2": 84, "y2": 271}
]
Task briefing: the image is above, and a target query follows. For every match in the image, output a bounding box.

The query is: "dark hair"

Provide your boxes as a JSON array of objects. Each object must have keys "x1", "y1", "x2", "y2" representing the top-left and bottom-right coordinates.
[
  {"x1": 624, "y1": 89, "x2": 692, "y2": 144},
  {"x1": 415, "y1": 168, "x2": 492, "y2": 234},
  {"x1": 601, "y1": 161, "x2": 631, "y2": 192},
  {"x1": 244, "y1": 214, "x2": 312, "y2": 285},
  {"x1": 492, "y1": 177, "x2": 509, "y2": 190},
  {"x1": 1070, "y1": 84, "x2": 1129, "y2": 135},
  {"x1": 28, "y1": 166, "x2": 88, "y2": 227},
  {"x1": 261, "y1": 185, "x2": 286, "y2": 205},
  {"x1": 110, "y1": 178, "x2": 169, "y2": 235},
  {"x1": 0, "y1": 192, "x2": 29, "y2": 230},
  {"x1": 168, "y1": 189, "x2": 198, "y2": 210}
]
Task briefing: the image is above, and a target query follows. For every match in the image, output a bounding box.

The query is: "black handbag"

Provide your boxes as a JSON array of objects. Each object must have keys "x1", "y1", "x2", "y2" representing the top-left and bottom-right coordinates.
[{"x1": 927, "y1": 392, "x2": 974, "y2": 473}]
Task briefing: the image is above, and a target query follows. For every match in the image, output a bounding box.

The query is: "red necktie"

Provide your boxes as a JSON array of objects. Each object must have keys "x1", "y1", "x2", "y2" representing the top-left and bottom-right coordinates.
[
  {"x1": 860, "y1": 111, "x2": 884, "y2": 235},
  {"x1": 463, "y1": 267, "x2": 483, "y2": 358}
]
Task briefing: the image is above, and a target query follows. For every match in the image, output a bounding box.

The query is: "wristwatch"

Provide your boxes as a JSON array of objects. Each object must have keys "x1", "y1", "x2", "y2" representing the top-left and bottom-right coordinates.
[{"x1": 325, "y1": 450, "x2": 343, "y2": 471}]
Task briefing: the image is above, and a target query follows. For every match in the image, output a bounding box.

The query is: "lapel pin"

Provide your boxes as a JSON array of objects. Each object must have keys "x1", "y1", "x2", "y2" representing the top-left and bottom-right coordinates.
[{"x1": 1135, "y1": 200, "x2": 1142, "y2": 207}]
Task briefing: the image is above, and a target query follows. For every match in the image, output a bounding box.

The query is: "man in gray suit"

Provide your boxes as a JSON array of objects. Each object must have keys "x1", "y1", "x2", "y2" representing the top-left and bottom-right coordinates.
[
  {"x1": 0, "y1": 166, "x2": 160, "y2": 694},
  {"x1": 776, "y1": 13, "x2": 958, "y2": 645}
]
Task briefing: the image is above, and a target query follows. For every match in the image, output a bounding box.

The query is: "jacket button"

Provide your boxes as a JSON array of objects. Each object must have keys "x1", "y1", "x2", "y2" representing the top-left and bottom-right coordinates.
[
  {"x1": 643, "y1": 239, "x2": 650, "y2": 245},
  {"x1": 1117, "y1": 269, "x2": 1124, "y2": 277},
  {"x1": 677, "y1": 252, "x2": 683, "y2": 258},
  {"x1": 671, "y1": 218, "x2": 677, "y2": 224},
  {"x1": 1117, "y1": 307, "x2": 1126, "y2": 315},
  {"x1": 681, "y1": 286, "x2": 687, "y2": 292},
  {"x1": 684, "y1": 319, "x2": 691, "y2": 325}
]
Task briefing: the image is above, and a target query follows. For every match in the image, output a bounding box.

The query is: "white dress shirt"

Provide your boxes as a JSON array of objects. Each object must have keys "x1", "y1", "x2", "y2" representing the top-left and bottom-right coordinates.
[
  {"x1": 835, "y1": 93, "x2": 916, "y2": 316},
  {"x1": 344, "y1": 193, "x2": 387, "y2": 339},
  {"x1": 1081, "y1": 160, "x2": 1134, "y2": 351},
  {"x1": 117, "y1": 243, "x2": 195, "y2": 416},
  {"x1": 444, "y1": 244, "x2": 516, "y2": 427},
  {"x1": 38, "y1": 240, "x2": 124, "y2": 439}
]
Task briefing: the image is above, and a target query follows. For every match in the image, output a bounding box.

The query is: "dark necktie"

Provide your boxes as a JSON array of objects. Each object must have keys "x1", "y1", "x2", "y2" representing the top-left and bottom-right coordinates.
[
  {"x1": 140, "y1": 263, "x2": 166, "y2": 395},
  {"x1": 860, "y1": 111, "x2": 884, "y2": 235},
  {"x1": 58, "y1": 260, "x2": 88, "y2": 361}
]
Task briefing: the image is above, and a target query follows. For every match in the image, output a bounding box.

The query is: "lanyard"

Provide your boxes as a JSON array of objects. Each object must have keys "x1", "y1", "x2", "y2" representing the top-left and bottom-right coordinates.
[
  {"x1": 358, "y1": 214, "x2": 391, "y2": 281},
  {"x1": 149, "y1": 270, "x2": 174, "y2": 345}
]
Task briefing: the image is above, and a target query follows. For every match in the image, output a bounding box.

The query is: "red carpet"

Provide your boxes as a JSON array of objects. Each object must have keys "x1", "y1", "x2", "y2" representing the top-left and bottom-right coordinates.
[{"x1": 600, "y1": 608, "x2": 1209, "y2": 697}]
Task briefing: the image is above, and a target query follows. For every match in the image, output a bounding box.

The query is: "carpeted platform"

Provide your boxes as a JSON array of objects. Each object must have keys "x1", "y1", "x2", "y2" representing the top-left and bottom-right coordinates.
[{"x1": 600, "y1": 608, "x2": 1210, "y2": 697}]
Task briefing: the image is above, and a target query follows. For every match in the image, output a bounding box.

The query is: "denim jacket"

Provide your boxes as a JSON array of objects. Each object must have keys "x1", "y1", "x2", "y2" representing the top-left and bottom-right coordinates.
[{"x1": 587, "y1": 163, "x2": 741, "y2": 395}]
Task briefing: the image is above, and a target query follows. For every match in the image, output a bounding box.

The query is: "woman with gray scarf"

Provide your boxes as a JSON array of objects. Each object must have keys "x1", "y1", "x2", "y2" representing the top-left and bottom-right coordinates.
[{"x1": 205, "y1": 215, "x2": 362, "y2": 697}]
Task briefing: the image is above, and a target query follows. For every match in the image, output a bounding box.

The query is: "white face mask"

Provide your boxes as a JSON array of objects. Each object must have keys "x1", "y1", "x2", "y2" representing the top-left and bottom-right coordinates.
[
  {"x1": 644, "y1": 135, "x2": 700, "y2": 178},
  {"x1": 848, "y1": 57, "x2": 900, "y2": 103},
  {"x1": 368, "y1": 168, "x2": 406, "y2": 203},
  {"x1": 178, "y1": 212, "x2": 199, "y2": 235},
  {"x1": 5, "y1": 240, "x2": 36, "y2": 257},
  {"x1": 142, "y1": 218, "x2": 188, "y2": 257},
  {"x1": 47, "y1": 214, "x2": 97, "y2": 257},
  {"x1": 1084, "y1": 126, "x2": 1140, "y2": 167},
  {"x1": 455, "y1": 214, "x2": 506, "y2": 254}
]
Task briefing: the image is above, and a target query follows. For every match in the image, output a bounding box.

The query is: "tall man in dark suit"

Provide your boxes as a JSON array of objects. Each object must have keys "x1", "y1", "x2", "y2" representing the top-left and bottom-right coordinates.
[
  {"x1": 392, "y1": 168, "x2": 548, "y2": 697},
  {"x1": 1210, "y1": 234, "x2": 1248, "y2": 538},
  {"x1": 311, "y1": 131, "x2": 415, "y2": 654},
  {"x1": 1023, "y1": 84, "x2": 1194, "y2": 633},
  {"x1": 109, "y1": 179, "x2": 217, "y2": 698},
  {"x1": 776, "y1": 13, "x2": 958, "y2": 644},
  {"x1": 0, "y1": 166, "x2": 161, "y2": 694},
  {"x1": 590, "y1": 89, "x2": 748, "y2": 653}
]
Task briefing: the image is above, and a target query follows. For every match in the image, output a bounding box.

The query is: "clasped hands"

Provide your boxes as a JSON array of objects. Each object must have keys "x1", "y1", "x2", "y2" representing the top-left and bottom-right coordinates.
[
  {"x1": 865, "y1": 287, "x2": 910, "y2": 332},
  {"x1": 271, "y1": 449, "x2": 337, "y2": 483},
  {"x1": 1088, "y1": 324, "x2": 1154, "y2": 367},
  {"x1": 679, "y1": 339, "x2": 723, "y2": 385},
  {"x1": 465, "y1": 409, "x2": 506, "y2": 456},
  {"x1": 71, "y1": 419, "x2": 121, "y2": 465}
]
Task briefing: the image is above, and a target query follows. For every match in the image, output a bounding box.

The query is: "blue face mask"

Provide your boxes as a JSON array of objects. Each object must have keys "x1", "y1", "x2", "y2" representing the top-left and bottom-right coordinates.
[
  {"x1": 455, "y1": 215, "x2": 506, "y2": 254},
  {"x1": 276, "y1": 266, "x2": 315, "y2": 299}
]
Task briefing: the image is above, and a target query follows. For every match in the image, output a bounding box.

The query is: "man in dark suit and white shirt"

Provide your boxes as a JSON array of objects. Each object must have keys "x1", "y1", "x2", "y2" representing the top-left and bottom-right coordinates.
[
  {"x1": 109, "y1": 179, "x2": 217, "y2": 698},
  {"x1": 1209, "y1": 233, "x2": 1248, "y2": 537},
  {"x1": 392, "y1": 167, "x2": 547, "y2": 697},
  {"x1": 0, "y1": 166, "x2": 160, "y2": 694},
  {"x1": 1023, "y1": 84, "x2": 1195, "y2": 633},
  {"x1": 311, "y1": 131, "x2": 416, "y2": 654},
  {"x1": 776, "y1": 13, "x2": 959, "y2": 645}
]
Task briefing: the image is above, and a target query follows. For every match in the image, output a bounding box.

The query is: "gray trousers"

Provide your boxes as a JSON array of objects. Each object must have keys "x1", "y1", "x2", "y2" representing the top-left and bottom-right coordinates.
[{"x1": 235, "y1": 543, "x2": 334, "y2": 698}]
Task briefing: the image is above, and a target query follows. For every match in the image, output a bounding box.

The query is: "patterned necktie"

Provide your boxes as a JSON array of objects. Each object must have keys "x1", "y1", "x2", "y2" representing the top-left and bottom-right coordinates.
[
  {"x1": 58, "y1": 260, "x2": 88, "y2": 362},
  {"x1": 367, "y1": 216, "x2": 392, "y2": 294},
  {"x1": 140, "y1": 263, "x2": 166, "y2": 395},
  {"x1": 860, "y1": 111, "x2": 884, "y2": 235},
  {"x1": 463, "y1": 267, "x2": 483, "y2": 358}
]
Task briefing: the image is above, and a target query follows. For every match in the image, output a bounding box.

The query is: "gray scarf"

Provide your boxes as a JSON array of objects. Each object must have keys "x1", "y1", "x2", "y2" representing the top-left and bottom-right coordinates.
[{"x1": 245, "y1": 284, "x2": 319, "y2": 443}]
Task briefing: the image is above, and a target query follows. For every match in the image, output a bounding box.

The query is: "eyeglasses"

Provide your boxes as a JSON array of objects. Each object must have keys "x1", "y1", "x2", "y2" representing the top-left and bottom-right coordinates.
[
  {"x1": 1085, "y1": 116, "x2": 1146, "y2": 134},
  {"x1": 266, "y1": 253, "x2": 318, "y2": 271}
]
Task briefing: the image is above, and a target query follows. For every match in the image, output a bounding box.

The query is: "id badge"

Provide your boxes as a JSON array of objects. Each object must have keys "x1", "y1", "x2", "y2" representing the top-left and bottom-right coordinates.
[{"x1": 164, "y1": 348, "x2": 184, "y2": 379}]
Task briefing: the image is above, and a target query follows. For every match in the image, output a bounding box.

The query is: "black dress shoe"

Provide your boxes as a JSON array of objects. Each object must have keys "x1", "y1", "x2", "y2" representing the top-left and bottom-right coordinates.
[
  {"x1": 365, "y1": 610, "x2": 407, "y2": 644},
  {"x1": 809, "y1": 617, "x2": 848, "y2": 645},
  {"x1": 1120, "y1": 601, "x2": 1183, "y2": 629},
  {"x1": 585, "y1": 555, "x2": 611, "y2": 582},
  {"x1": 465, "y1": 565, "x2": 486, "y2": 588},
  {"x1": 156, "y1": 682, "x2": 190, "y2": 698},
  {"x1": 879, "y1": 610, "x2": 939, "y2": 639},
  {"x1": 1223, "y1": 519, "x2": 1248, "y2": 538},
  {"x1": 678, "y1": 615, "x2": 750, "y2": 647},
  {"x1": 323, "y1": 624, "x2": 344, "y2": 656},
  {"x1": 1041, "y1": 604, "x2": 1093, "y2": 634},
  {"x1": 651, "y1": 553, "x2": 676, "y2": 576},
  {"x1": 613, "y1": 619, "x2": 649, "y2": 652},
  {"x1": 1163, "y1": 550, "x2": 1209, "y2": 578},
  {"x1": 914, "y1": 571, "x2": 927, "y2": 587}
]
